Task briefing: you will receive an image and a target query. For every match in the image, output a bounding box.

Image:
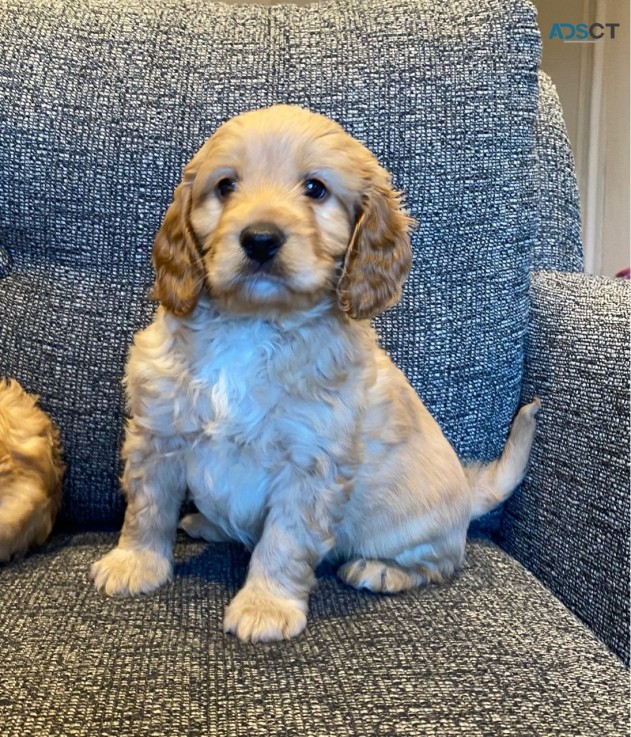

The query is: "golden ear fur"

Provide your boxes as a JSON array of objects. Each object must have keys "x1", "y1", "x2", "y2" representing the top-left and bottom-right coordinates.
[
  {"x1": 337, "y1": 170, "x2": 414, "y2": 320},
  {"x1": 151, "y1": 168, "x2": 205, "y2": 316}
]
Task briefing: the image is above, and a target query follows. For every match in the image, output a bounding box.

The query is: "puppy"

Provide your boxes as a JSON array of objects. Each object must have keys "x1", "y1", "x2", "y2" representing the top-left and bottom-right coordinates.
[
  {"x1": 91, "y1": 105, "x2": 539, "y2": 642},
  {"x1": 0, "y1": 379, "x2": 64, "y2": 562}
]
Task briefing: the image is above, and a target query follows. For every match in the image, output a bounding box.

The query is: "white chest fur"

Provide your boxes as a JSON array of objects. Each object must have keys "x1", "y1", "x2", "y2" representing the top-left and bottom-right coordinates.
[{"x1": 125, "y1": 301, "x2": 371, "y2": 547}]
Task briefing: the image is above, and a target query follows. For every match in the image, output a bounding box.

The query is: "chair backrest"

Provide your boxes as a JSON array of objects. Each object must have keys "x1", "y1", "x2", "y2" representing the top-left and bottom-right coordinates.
[
  {"x1": 0, "y1": 0, "x2": 580, "y2": 527},
  {"x1": 532, "y1": 72, "x2": 583, "y2": 271}
]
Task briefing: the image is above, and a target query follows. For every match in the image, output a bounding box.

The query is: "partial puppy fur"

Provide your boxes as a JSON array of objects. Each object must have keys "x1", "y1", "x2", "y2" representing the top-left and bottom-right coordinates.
[
  {"x1": 91, "y1": 105, "x2": 539, "y2": 642},
  {"x1": 0, "y1": 379, "x2": 64, "y2": 562}
]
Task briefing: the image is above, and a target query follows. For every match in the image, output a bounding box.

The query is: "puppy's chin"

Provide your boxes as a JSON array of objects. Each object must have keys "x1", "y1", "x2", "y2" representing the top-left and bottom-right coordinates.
[
  {"x1": 211, "y1": 272, "x2": 330, "y2": 317},
  {"x1": 234, "y1": 272, "x2": 290, "y2": 305}
]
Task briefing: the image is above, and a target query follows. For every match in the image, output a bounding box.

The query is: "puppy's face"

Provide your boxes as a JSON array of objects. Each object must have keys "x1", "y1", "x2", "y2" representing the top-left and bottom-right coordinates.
[{"x1": 153, "y1": 105, "x2": 413, "y2": 319}]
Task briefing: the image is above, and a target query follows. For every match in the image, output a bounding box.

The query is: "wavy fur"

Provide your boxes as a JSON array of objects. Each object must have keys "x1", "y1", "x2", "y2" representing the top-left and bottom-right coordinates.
[
  {"x1": 0, "y1": 379, "x2": 64, "y2": 562},
  {"x1": 91, "y1": 106, "x2": 539, "y2": 642}
]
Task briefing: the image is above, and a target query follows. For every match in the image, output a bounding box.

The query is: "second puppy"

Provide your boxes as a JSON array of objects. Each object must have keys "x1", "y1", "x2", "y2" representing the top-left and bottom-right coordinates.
[{"x1": 0, "y1": 379, "x2": 64, "y2": 562}]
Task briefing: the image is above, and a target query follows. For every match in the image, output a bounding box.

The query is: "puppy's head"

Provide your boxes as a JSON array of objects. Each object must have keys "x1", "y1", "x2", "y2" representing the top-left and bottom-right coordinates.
[{"x1": 152, "y1": 105, "x2": 413, "y2": 319}]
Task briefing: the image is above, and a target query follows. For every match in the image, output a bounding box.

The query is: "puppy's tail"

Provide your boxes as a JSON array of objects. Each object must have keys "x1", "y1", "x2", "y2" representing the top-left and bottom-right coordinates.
[{"x1": 465, "y1": 398, "x2": 540, "y2": 521}]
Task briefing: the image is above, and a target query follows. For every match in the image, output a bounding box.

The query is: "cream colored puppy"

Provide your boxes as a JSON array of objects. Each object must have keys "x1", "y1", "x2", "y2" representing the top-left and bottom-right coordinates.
[{"x1": 91, "y1": 105, "x2": 539, "y2": 642}]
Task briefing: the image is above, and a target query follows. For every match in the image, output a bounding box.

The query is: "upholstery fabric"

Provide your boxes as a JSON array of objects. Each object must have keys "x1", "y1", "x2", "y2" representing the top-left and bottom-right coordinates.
[
  {"x1": 0, "y1": 532, "x2": 627, "y2": 737},
  {"x1": 500, "y1": 271, "x2": 630, "y2": 664},
  {"x1": 1, "y1": 2, "x2": 628, "y2": 734},
  {"x1": 0, "y1": 245, "x2": 10, "y2": 279},
  {"x1": 532, "y1": 73, "x2": 583, "y2": 271},
  {"x1": 0, "y1": 0, "x2": 543, "y2": 526}
]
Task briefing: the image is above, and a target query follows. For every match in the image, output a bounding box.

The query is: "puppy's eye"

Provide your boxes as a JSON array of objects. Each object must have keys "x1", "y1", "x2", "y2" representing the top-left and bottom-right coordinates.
[
  {"x1": 216, "y1": 178, "x2": 237, "y2": 200},
  {"x1": 303, "y1": 179, "x2": 328, "y2": 201}
]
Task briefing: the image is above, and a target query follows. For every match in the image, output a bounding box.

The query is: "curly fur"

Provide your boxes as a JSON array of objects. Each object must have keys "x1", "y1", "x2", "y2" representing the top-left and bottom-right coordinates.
[
  {"x1": 91, "y1": 105, "x2": 539, "y2": 642},
  {"x1": 0, "y1": 379, "x2": 64, "y2": 562}
]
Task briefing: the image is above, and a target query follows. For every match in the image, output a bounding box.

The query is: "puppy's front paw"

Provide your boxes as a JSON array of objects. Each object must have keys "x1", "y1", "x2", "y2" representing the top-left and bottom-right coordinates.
[
  {"x1": 90, "y1": 547, "x2": 172, "y2": 597},
  {"x1": 223, "y1": 586, "x2": 307, "y2": 643}
]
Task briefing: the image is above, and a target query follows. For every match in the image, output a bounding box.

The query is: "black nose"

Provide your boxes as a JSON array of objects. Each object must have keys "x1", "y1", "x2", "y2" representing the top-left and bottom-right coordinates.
[{"x1": 239, "y1": 223, "x2": 286, "y2": 264}]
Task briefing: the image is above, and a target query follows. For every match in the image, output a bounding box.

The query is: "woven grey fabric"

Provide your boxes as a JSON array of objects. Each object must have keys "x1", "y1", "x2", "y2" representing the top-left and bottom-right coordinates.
[
  {"x1": 0, "y1": 532, "x2": 627, "y2": 737},
  {"x1": 0, "y1": 269, "x2": 153, "y2": 524},
  {"x1": 0, "y1": 246, "x2": 10, "y2": 279},
  {"x1": 500, "y1": 271, "x2": 630, "y2": 664},
  {"x1": 0, "y1": 0, "x2": 544, "y2": 525},
  {"x1": 532, "y1": 73, "x2": 583, "y2": 271}
]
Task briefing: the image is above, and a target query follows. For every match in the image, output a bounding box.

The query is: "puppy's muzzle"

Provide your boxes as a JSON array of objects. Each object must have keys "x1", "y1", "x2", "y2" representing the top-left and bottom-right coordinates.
[{"x1": 239, "y1": 222, "x2": 286, "y2": 265}]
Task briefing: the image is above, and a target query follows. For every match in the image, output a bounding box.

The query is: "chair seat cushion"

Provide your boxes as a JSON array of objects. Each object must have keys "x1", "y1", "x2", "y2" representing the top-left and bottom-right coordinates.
[{"x1": 0, "y1": 534, "x2": 626, "y2": 736}]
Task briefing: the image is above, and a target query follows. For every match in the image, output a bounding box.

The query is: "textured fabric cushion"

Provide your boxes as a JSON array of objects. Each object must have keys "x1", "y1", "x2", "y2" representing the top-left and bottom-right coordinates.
[
  {"x1": 0, "y1": 533, "x2": 627, "y2": 737},
  {"x1": 500, "y1": 271, "x2": 630, "y2": 664},
  {"x1": 532, "y1": 73, "x2": 583, "y2": 271},
  {"x1": 0, "y1": 269, "x2": 154, "y2": 524},
  {"x1": 0, "y1": 0, "x2": 543, "y2": 526}
]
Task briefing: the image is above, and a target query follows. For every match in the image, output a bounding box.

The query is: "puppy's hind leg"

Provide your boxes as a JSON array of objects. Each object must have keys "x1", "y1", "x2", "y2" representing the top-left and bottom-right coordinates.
[
  {"x1": 179, "y1": 512, "x2": 232, "y2": 543},
  {"x1": 90, "y1": 422, "x2": 186, "y2": 596},
  {"x1": 337, "y1": 558, "x2": 427, "y2": 593},
  {"x1": 338, "y1": 533, "x2": 465, "y2": 594}
]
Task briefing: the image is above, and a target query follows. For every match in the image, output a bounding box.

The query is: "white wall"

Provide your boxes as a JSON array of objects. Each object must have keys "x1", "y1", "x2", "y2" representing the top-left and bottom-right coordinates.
[
  {"x1": 601, "y1": 1, "x2": 630, "y2": 275},
  {"x1": 534, "y1": 0, "x2": 630, "y2": 275}
]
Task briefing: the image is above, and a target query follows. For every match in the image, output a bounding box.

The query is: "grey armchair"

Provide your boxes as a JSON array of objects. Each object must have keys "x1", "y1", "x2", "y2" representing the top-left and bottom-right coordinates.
[{"x1": 0, "y1": 1, "x2": 628, "y2": 735}]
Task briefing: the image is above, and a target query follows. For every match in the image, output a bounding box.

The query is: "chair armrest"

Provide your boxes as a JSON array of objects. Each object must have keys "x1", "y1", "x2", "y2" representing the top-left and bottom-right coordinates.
[{"x1": 499, "y1": 270, "x2": 630, "y2": 664}]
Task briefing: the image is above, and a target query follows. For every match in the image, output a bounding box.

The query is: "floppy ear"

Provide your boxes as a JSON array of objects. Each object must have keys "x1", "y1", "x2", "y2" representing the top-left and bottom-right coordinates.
[
  {"x1": 337, "y1": 170, "x2": 414, "y2": 320},
  {"x1": 151, "y1": 167, "x2": 205, "y2": 316}
]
